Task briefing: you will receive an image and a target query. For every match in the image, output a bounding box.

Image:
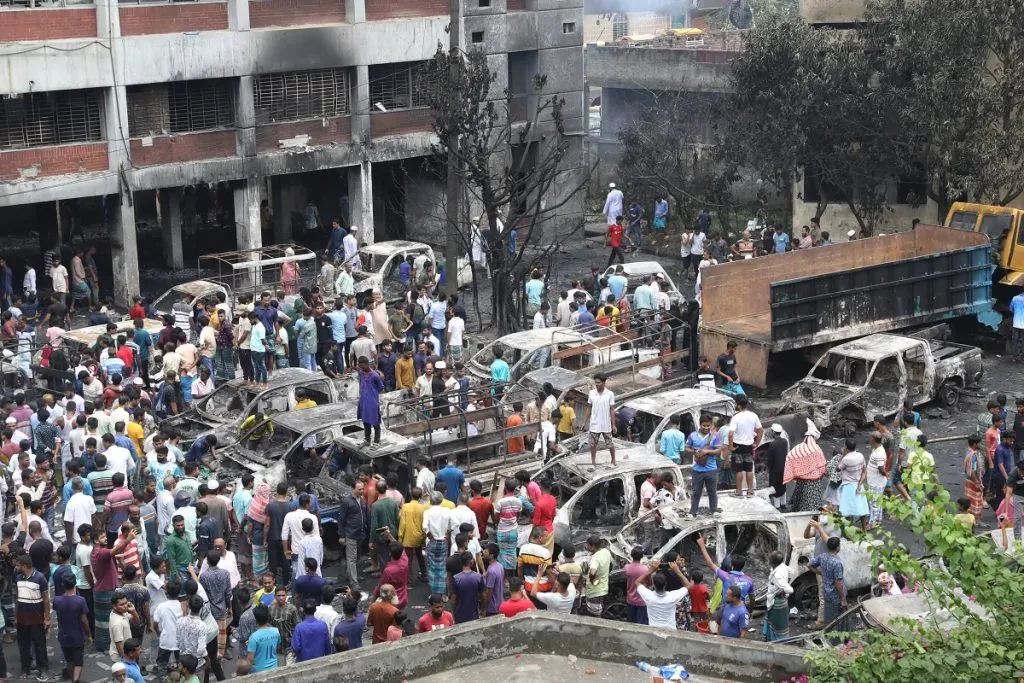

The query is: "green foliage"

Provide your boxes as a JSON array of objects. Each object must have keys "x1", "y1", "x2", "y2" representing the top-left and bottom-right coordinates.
[{"x1": 806, "y1": 438, "x2": 1024, "y2": 682}]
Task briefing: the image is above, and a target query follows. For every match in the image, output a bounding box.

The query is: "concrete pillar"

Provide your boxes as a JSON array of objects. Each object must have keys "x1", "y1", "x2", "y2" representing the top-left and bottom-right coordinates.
[
  {"x1": 228, "y1": 0, "x2": 250, "y2": 31},
  {"x1": 163, "y1": 188, "x2": 184, "y2": 270},
  {"x1": 95, "y1": 0, "x2": 121, "y2": 39},
  {"x1": 271, "y1": 178, "x2": 290, "y2": 243},
  {"x1": 235, "y1": 179, "x2": 263, "y2": 252},
  {"x1": 236, "y1": 75, "x2": 256, "y2": 159},
  {"x1": 347, "y1": 161, "x2": 374, "y2": 245},
  {"x1": 352, "y1": 64, "x2": 370, "y2": 145},
  {"x1": 344, "y1": 0, "x2": 365, "y2": 23},
  {"x1": 110, "y1": 195, "x2": 140, "y2": 307}
]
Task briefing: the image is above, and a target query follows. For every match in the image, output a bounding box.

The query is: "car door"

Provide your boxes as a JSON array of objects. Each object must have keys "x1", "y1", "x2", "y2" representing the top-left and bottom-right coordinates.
[
  {"x1": 566, "y1": 474, "x2": 628, "y2": 546},
  {"x1": 381, "y1": 253, "x2": 406, "y2": 303}
]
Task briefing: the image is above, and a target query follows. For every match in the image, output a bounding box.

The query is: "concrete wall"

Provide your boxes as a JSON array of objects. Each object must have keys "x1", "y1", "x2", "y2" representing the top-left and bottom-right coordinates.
[
  {"x1": 800, "y1": 0, "x2": 866, "y2": 25},
  {"x1": 243, "y1": 613, "x2": 807, "y2": 683},
  {"x1": 790, "y1": 181, "x2": 940, "y2": 239},
  {"x1": 585, "y1": 45, "x2": 735, "y2": 93},
  {"x1": 403, "y1": 166, "x2": 447, "y2": 245},
  {"x1": 583, "y1": 11, "x2": 671, "y2": 43}
]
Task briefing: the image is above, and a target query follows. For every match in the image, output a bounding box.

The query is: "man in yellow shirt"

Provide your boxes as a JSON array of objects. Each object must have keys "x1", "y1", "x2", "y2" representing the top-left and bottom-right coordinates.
[
  {"x1": 397, "y1": 487, "x2": 429, "y2": 582},
  {"x1": 239, "y1": 412, "x2": 274, "y2": 448},
  {"x1": 127, "y1": 409, "x2": 146, "y2": 456},
  {"x1": 396, "y1": 349, "x2": 416, "y2": 390},
  {"x1": 557, "y1": 398, "x2": 576, "y2": 442}
]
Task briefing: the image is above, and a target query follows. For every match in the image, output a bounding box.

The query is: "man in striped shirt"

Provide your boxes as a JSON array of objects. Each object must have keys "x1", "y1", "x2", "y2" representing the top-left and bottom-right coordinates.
[{"x1": 14, "y1": 553, "x2": 51, "y2": 679}]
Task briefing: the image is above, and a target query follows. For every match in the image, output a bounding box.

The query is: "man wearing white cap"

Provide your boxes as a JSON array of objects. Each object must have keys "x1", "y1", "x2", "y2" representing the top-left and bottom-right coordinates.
[
  {"x1": 602, "y1": 182, "x2": 623, "y2": 227},
  {"x1": 342, "y1": 226, "x2": 360, "y2": 271},
  {"x1": 766, "y1": 424, "x2": 790, "y2": 510}
]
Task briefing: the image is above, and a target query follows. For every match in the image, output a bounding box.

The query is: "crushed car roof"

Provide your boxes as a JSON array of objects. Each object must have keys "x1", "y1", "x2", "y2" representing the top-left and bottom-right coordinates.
[
  {"x1": 622, "y1": 387, "x2": 734, "y2": 417},
  {"x1": 170, "y1": 280, "x2": 227, "y2": 298},
  {"x1": 860, "y1": 590, "x2": 988, "y2": 633},
  {"x1": 222, "y1": 367, "x2": 325, "y2": 390},
  {"x1": 519, "y1": 367, "x2": 588, "y2": 392},
  {"x1": 63, "y1": 319, "x2": 163, "y2": 346},
  {"x1": 826, "y1": 334, "x2": 924, "y2": 362},
  {"x1": 358, "y1": 241, "x2": 431, "y2": 256},
  {"x1": 489, "y1": 327, "x2": 592, "y2": 351},
  {"x1": 270, "y1": 403, "x2": 359, "y2": 432},
  {"x1": 549, "y1": 441, "x2": 683, "y2": 477}
]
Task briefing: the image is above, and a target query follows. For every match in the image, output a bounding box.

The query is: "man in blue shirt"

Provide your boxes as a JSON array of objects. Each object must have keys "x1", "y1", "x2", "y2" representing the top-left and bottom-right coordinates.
[
  {"x1": 121, "y1": 638, "x2": 147, "y2": 683},
  {"x1": 1011, "y1": 291, "x2": 1024, "y2": 361},
  {"x1": 253, "y1": 292, "x2": 278, "y2": 336},
  {"x1": 524, "y1": 272, "x2": 545, "y2": 318},
  {"x1": 576, "y1": 302, "x2": 597, "y2": 332},
  {"x1": 772, "y1": 225, "x2": 790, "y2": 254},
  {"x1": 716, "y1": 585, "x2": 750, "y2": 638},
  {"x1": 291, "y1": 600, "x2": 332, "y2": 662},
  {"x1": 658, "y1": 415, "x2": 685, "y2": 464},
  {"x1": 333, "y1": 597, "x2": 366, "y2": 651},
  {"x1": 435, "y1": 457, "x2": 465, "y2": 504},
  {"x1": 607, "y1": 266, "x2": 628, "y2": 301},
  {"x1": 633, "y1": 276, "x2": 655, "y2": 311},
  {"x1": 489, "y1": 348, "x2": 510, "y2": 399},
  {"x1": 687, "y1": 415, "x2": 722, "y2": 517},
  {"x1": 697, "y1": 536, "x2": 754, "y2": 608},
  {"x1": 184, "y1": 434, "x2": 217, "y2": 466},
  {"x1": 246, "y1": 606, "x2": 281, "y2": 673}
]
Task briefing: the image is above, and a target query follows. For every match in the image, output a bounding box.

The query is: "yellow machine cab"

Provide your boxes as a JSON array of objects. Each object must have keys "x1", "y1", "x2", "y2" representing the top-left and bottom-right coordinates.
[{"x1": 944, "y1": 202, "x2": 1024, "y2": 286}]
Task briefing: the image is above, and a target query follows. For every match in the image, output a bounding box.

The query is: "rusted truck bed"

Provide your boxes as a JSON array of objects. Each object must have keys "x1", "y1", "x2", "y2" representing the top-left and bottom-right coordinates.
[{"x1": 700, "y1": 225, "x2": 994, "y2": 388}]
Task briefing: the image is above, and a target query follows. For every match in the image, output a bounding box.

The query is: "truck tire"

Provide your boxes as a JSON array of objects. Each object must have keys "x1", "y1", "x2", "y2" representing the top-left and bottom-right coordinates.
[{"x1": 939, "y1": 381, "x2": 960, "y2": 408}]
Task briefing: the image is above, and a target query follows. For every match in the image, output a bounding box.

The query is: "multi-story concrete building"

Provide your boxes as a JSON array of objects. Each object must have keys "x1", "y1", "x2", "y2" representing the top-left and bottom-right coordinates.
[{"x1": 0, "y1": 0, "x2": 584, "y2": 305}]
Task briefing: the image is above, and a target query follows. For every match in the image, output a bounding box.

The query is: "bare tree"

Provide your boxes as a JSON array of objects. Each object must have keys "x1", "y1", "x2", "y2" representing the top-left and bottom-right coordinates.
[{"x1": 424, "y1": 45, "x2": 593, "y2": 333}]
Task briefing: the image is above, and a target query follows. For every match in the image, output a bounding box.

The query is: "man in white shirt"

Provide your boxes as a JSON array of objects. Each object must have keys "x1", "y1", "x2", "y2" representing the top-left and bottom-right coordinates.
[
  {"x1": 314, "y1": 586, "x2": 342, "y2": 636},
  {"x1": 727, "y1": 395, "x2": 763, "y2": 496},
  {"x1": 636, "y1": 561, "x2": 690, "y2": 630},
  {"x1": 282, "y1": 493, "x2": 319, "y2": 577},
  {"x1": 449, "y1": 495, "x2": 480, "y2": 546},
  {"x1": 414, "y1": 458, "x2": 435, "y2": 494},
  {"x1": 101, "y1": 434, "x2": 135, "y2": 479},
  {"x1": 343, "y1": 227, "x2": 360, "y2": 270},
  {"x1": 155, "y1": 477, "x2": 176, "y2": 553},
  {"x1": 531, "y1": 569, "x2": 577, "y2": 614},
  {"x1": 533, "y1": 302, "x2": 549, "y2": 331},
  {"x1": 64, "y1": 477, "x2": 96, "y2": 543},
  {"x1": 587, "y1": 373, "x2": 616, "y2": 468},
  {"x1": 422, "y1": 493, "x2": 454, "y2": 545},
  {"x1": 446, "y1": 314, "x2": 465, "y2": 361},
  {"x1": 200, "y1": 537, "x2": 241, "y2": 589}
]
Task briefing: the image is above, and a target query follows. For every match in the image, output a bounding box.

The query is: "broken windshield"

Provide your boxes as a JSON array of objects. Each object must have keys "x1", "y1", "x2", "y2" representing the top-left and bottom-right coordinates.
[{"x1": 196, "y1": 384, "x2": 254, "y2": 420}]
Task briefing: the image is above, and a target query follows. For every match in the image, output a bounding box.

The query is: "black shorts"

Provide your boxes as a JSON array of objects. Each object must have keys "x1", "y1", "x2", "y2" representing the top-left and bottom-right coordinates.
[
  {"x1": 731, "y1": 443, "x2": 754, "y2": 472},
  {"x1": 61, "y1": 645, "x2": 84, "y2": 667}
]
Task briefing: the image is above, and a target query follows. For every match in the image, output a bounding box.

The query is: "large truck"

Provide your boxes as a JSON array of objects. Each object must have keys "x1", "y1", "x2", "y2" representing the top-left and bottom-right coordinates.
[{"x1": 699, "y1": 224, "x2": 994, "y2": 388}]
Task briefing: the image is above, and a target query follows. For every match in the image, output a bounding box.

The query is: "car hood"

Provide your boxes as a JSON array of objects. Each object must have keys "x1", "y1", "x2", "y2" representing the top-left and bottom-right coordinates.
[{"x1": 781, "y1": 379, "x2": 860, "y2": 424}]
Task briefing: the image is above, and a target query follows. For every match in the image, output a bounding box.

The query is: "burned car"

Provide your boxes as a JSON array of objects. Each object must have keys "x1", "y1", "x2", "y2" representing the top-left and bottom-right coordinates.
[
  {"x1": 162, "y1": 368, "x2": 356, "y2": 448},
  {"x1": 781, "y1": 328, "x2": 983, "y2": 431},
  {"x1": 527, "y1": 443, "x2": 686, "y2": 550},
  {"x1": 605, "y1": 496, "x2": 875, "y2": 617}
]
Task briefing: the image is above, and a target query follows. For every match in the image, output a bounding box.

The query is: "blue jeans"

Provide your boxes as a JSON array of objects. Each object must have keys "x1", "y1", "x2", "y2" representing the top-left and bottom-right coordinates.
[
  {"x1": 432, "y1": 326, "x2": 446, "y2": 356},
  {"x1": 199, "y1": 356, "x2": 214, "y2": 377},
  {"x1": 690, "y1": 468, "x2": 719, "y2": 515},
  {"x1": 301, "y1": 353, "x2": 316, "y2": 371},
  {"x1": 251, "y1": 351, "x2": 268, "y2": 383}
]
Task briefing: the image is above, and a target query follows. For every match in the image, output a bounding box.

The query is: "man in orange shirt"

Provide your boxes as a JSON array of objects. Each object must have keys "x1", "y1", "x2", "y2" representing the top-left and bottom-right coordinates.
[{"x1": 506, "y1": 402, "x2": 525, "y2": 454}]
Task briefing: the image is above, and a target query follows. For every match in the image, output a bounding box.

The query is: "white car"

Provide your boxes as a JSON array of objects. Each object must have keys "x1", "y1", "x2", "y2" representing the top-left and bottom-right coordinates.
[{"x1": 352, "y1": 240, "x2": 472, "y2": 302}]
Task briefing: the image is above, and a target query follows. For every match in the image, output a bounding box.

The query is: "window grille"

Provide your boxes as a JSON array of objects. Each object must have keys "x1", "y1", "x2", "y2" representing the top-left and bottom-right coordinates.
[
  {"x1": 0, "y1": 90, "x2": 102, "y2": 150},
  {"x1": 167, "y1": 79, "x2": 236, "y2": 134},
  {"x1": 369, "y1": 61, "x2": 436, "y2": 111},
  {"x1": 253, "y1": 68, "x2": 350, "y2": 124}
]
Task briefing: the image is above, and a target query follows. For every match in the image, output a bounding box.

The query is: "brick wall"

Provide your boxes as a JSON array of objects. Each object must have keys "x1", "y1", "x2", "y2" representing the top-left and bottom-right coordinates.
[
  {"x1": 250, "y1": 0, "x2": 345, "y2": 28},
  {"x1": 0, "y1": 143, "x2": 108, "y2": 182},
  {"x1": 506, "y1": 0, "x2": 526, "y2": 10},
  {"x1": 129, "y1": 130, "x2": 236, "y2": 167},
  {"x1": 365, "y1": 0, "x2": 446, "y2": 20},
  {"x1": 370, "y1": 109, "x2": 433, "y2": 137},
  {"x1": 120, "y1": 3, "x2": 228, "y2": 36},
  {"x1": 0, "y1": 8, "x2": 97, "y2": 41},
  {"x1": 255, "y1": 117, "x2": 352, "y2": 152}
]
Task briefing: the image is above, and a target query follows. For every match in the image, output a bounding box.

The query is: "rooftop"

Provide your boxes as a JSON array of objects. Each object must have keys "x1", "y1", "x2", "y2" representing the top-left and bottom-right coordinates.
[
  {"x1": 244, "y1": 612, "x2": 805, "y2": 683},
  {"x1": 270, "y1": 403, "x2": 359, "y2": 433},
  {"x1": 828, "y1": 334, "x2": 923, "y2": 361},
  {"x1": 358, "y1": 240, "x2": 429, "y2": 255},
  {"x1": 623, "y1": 387, "x2": 734, "y2": 417}
]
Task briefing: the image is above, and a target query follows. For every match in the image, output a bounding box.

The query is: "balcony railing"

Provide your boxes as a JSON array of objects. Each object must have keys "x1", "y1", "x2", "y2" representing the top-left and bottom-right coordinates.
[{"x1": 0, "y1": 0, "x2": 94, "y2": 7}]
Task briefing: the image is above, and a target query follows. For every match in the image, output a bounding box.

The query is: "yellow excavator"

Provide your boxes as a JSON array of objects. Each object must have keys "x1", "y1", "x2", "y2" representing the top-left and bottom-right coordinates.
[{"x1": 945, "y1": 202, "x2": 1024, "y2": 286}]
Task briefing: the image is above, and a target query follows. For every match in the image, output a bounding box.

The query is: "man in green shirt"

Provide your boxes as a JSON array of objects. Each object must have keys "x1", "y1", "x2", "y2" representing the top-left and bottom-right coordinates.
[
  {"x1": 165, "y1": 515, "x2": 195, "y2": 581},
  {"x1": 585, "y1": 534, "x2": 612, "y2": 618},
  {"x1": 368, "y1": 480, "x2": 399, "y2": 571}
]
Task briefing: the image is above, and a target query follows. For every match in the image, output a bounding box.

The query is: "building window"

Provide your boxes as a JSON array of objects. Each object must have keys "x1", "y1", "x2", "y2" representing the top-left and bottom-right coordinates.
[
  {"x1": 168, "y1": 80, "x2": 236, "y2": 134},
  {"x1": 471, "y1": 31, "x2": 484, "y2": 43},
  {"x1": 562, "y1": 21, "x2": 576, "y2": 34},
  {"x1": 478, "y1": 0, "x2": 490, "y2": 6},
  {"x1": 611, "y1": 13, "x2": 628, "y2": 40},
  {"x1": 369, "y1": 62, "x2": 436, "y2": 112},
  {"x1": 0, "y1": 90, "x2": 103, "y2": 151},
  {"x1": 128, "y1": 80, "x2": 236, "y2": 137},
  {"x1": 253, "y1": 69, "x2": 350, "y2": 125}
]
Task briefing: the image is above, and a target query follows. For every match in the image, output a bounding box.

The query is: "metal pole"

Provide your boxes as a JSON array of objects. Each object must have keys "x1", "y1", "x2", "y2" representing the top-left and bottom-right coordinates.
[{"x1": 444, "y1": 0, "x2": 462, "y2": 297}]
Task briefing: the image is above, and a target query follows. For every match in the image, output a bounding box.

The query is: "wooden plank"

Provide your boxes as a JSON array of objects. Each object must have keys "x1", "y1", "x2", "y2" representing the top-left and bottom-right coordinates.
[{"x1": 551, "y1": 330, "x2": 639, "y2": 361}]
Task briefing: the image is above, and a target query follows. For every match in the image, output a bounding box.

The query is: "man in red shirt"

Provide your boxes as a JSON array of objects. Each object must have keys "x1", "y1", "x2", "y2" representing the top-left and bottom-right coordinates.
[
  {"x1": 372, "y1": 543, "x2": 410, "y2": 609},
  {"x1": 115, "y1": 336, "x2": 135, "y2": 373},
  {"x1": 532, "y1": 478, "x2": 558, "y2": 551},
  {"x1": 467, "y1": 480, "x2": 494, "y2": 540},
  {"x1": 606, "y1": 216, "x2": 626, "y2": 267},
  {"x1": 129, "y1": 297, "x2": 146, "y2": 321},
  {"x1": 498, "y1": 577, "x2": 536, "y2": 617},
  {"x1": 416, "y1": 593, "x2": 455, "y2": 632}
]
